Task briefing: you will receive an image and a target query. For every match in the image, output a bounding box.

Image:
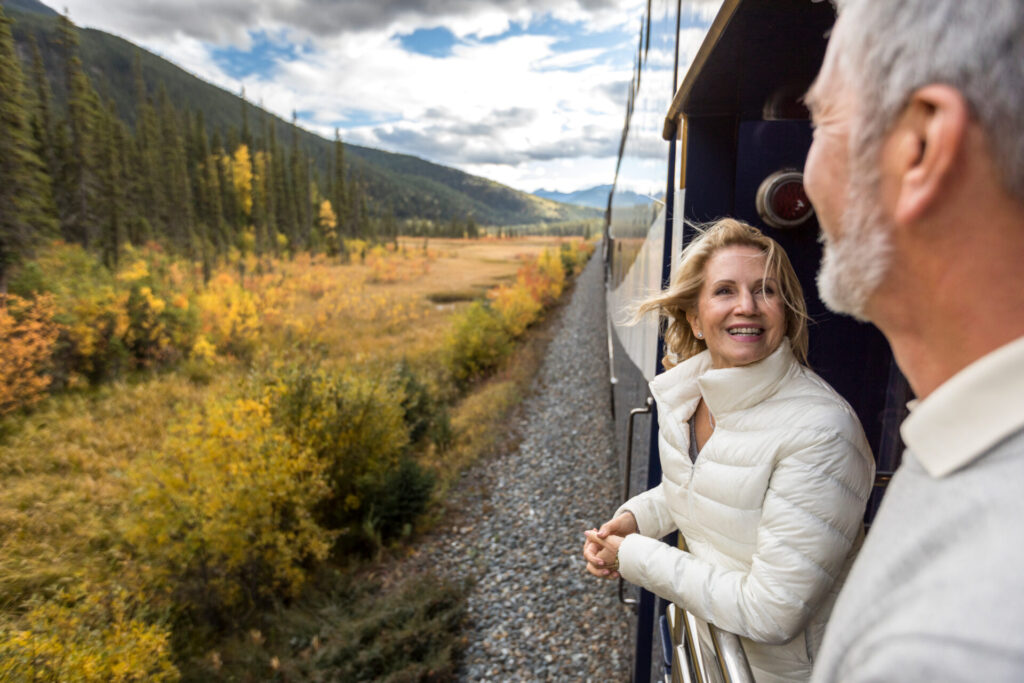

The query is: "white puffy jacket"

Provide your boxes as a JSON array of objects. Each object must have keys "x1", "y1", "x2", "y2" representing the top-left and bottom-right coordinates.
[{"x1": 617, "y1": 339, "x2": 875, "y2": 683}]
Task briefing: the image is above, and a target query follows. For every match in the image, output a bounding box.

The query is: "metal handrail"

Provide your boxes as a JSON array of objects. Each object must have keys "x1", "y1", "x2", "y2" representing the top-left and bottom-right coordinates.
[
  {"x1": 709, "y1": 624, "x2": 754, "y2": 683},
  {"x1": 619, "y1": 396, "x2": 653, "y2": 606},
  {"x1": 622, "y1": 397, "x2": 654, "y2": 502},
  {"x1": 668, "y1": 531, "x2": 754, "y2": 682},
  {"x1": 667, "y1": 603, "x2": 754, "y2": 683},
  {"x1": 607, "y1": 314, "x2": 618, "y2": 420}
]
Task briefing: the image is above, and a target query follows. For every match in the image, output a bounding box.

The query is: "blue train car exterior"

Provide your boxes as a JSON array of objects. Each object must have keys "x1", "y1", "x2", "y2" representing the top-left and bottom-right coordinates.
[{"x1": 603, "y1": 1, "x2": 911, "y2": 680}]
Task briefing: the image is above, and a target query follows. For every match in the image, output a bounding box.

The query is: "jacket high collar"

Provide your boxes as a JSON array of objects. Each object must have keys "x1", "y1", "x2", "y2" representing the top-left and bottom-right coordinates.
[{"x1": 649, "y1": 339, "x2": 797, "y2": 448}]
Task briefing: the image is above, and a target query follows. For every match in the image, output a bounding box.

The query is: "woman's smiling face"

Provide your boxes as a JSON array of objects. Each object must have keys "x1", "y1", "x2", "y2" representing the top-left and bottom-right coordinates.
[{"x1": 687, "y1": 245, "x2": 788, "y2": 369}]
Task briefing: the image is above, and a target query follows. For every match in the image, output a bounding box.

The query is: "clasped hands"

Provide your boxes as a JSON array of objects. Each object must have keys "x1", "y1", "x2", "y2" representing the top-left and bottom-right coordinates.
[{"x1": 582, "y1": 511, "x2": 637, "y2": 580}]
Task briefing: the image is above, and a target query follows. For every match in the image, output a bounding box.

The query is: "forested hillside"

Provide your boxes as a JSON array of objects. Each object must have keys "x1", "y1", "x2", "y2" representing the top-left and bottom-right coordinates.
[{"x1": 0, "y1": 0, "x2": 597, "y2": 287}]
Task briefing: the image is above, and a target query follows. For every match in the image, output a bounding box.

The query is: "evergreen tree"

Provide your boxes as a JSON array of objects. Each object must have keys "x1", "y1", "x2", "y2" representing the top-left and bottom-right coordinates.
[
  {"x1": 240, "y1": 86, "x2": 252, "y2": 152},
  {"x1": 251, "y1": 146, "x2": 269, "y2": 254},
  {"x1": 55, "y1": 12, "x2": 101, "y2": 247},
  {"x1": 0, "y1": 6, "x2": 56, "y2": 289},
  {"x1": 263, "y1": 118, "x2": 279, "y2": 253},
  {"x1": 270, "y1": 122, "x2": 295, "y2": 252},
  {"x1": 332, "y1": 127, "x2": 347, "y2": 232},
  {"x1": 156, "y1": 85, "x2": 193, "y2": 251},
  {"x1": 26, "y1": 37, "x2": 53, "y2": 174},
  {"x1": 289, "y1": 111, "x2": 309, "y2": 249},
  {"x1": 132, "y1": 51, "x2": 164, "y2": 239},
  {"x1": 96, "y1": 101, "x2": 125, "y2": 268}
]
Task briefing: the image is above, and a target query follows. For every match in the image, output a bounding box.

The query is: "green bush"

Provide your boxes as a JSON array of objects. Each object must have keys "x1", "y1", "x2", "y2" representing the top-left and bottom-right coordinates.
[
  {"x1": 429, "y1": 405, "x2": 455, "y2": 453},
  {"x1": 314, "y1": 573, "x2": 467, "y2": 681},
  {"x1": 395, "y1": 359, "x2": 436, "y2": 444},
  {"x1": 269, "y1": 366, "x2": 411, "y2": 534},
  {"x1": 445, "y1": 301, "x2": 514, "y2": 390},
  {"x1": 361, "y1": 456, "x2": 436, "y2": 542}
]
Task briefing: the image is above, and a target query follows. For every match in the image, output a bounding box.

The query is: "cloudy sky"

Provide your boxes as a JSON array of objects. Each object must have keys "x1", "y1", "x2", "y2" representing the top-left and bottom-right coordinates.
[{"x1": 46, "y1": 0, "x2": 720, "y2": 193}]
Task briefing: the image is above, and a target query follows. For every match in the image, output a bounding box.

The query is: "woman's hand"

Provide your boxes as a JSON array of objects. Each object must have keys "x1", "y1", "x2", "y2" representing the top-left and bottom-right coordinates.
[
  {"x1": 582, "y1": 512, "x2": 636, "y2": 579},
  {"x1": 584, "y1": 531, "x2": 626, "y2": 578}
]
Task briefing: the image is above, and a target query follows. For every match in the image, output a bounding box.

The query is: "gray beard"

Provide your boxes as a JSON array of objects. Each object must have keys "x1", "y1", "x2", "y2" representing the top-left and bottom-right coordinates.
[{"x1": 816, "y1": 177, "x2": 893, "y2": 322}]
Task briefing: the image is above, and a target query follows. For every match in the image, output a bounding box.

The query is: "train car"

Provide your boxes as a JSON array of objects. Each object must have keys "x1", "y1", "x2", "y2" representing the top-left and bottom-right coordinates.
[{"x1": 603, "y1": 1, "x2": 910, "y2": 680}]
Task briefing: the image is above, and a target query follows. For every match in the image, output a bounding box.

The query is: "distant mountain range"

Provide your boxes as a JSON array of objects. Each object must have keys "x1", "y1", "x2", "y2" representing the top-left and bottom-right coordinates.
[
  {"x1": 3, "y1": 0, "x2": 602, "y2": 227},
  {"x1": 532, "y1": 184, "x2": 654, "y2": 209}
]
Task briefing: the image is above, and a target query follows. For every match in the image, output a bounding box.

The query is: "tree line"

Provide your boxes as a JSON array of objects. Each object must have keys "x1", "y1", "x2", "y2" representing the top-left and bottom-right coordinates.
[{"x1": 0, "y1": 8, "x2": 459, "y2": 290}]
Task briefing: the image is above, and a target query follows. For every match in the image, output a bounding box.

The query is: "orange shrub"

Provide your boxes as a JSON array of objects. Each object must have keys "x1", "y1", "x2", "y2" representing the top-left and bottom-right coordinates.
[
  {"x1": 0, "y1": 294, "x2": 59, "y2": 416},
  {"x1": 515, "y1": 247, "x2": 565, "y2": 307}
]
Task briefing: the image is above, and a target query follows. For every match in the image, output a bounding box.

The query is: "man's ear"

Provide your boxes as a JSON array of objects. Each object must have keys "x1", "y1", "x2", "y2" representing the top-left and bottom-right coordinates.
[{"x1": 887, "y1": 84, "x2": 969, "y2": 225}]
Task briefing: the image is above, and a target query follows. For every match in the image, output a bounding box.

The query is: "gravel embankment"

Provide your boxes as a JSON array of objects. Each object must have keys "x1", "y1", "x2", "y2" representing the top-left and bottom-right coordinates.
[{"x1": 398, "y1": 251, "x2": 635, "y2": 681}]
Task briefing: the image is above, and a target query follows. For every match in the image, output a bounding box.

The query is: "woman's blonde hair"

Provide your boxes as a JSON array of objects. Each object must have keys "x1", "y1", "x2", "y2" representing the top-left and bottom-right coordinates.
[{"x1": 636, "y1": 218, "x2": 810, "y2": 368}]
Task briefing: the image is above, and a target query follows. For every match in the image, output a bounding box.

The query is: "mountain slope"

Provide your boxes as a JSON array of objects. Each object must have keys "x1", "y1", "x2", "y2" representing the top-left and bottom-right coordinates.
[{"x1": 4, "y1": 0, "x2": 600, "y2": 226}]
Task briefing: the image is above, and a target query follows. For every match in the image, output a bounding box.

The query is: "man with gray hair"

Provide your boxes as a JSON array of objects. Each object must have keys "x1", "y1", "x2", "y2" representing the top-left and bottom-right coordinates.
[{"x1": 803, "y1": 0, "x2": 1024, "y2": 680}]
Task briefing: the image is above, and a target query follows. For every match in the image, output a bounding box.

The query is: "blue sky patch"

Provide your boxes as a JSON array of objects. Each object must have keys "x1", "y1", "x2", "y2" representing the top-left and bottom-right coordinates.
[
  {"x1": 472, "y1": 13, "x2": 632, "y2": 68},
  {"x1": 333, "y1": 109, "x2": 404, "y2": 129},
  {"x1": 210, "y1": 30, "x2": 303, "y2": 79},
  {"x1": 396, "y1": 26, "x2": 459, "y2": 57}
]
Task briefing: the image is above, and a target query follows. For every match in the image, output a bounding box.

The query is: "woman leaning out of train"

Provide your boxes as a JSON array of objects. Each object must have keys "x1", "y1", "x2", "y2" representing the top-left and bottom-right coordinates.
[{"x1": 583, "y1": 218, "x2": 874, "y2": 683}]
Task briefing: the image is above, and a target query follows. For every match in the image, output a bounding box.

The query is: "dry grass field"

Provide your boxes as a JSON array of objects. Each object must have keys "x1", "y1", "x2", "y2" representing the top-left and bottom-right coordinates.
[{"x1": 0, "y1": 235, "x2": 593, "y2": 680}]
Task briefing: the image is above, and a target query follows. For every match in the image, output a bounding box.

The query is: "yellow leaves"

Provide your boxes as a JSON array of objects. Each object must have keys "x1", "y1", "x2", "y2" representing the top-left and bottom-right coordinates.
[
  {"x1": 0, "y1": 237, "x2": 588, "y2": 677},
  {"x1": 489, "y1": 283, "x2": 542, "y2": 338},
  {"x1": 318, "y1": 199, "x2": 337, "y2": 231},
  {"x1": 139, "y1": 286, "x2": 166, "y2": 315},
  {"x1": 0, "y1": 585, "x2": 179, "y2": 681},
  {"x1": 116, "y1": 258, "x2": 150, "y2": 284},
  {"x1": 196, "y1": 275, "x2": 261, "y2": 358},
  {"x1": 124, "y1": 393, "x2": 335, "y2": 613},
  {"x1": 232, "y1": 144, "x2": 254, "y2": 217}
]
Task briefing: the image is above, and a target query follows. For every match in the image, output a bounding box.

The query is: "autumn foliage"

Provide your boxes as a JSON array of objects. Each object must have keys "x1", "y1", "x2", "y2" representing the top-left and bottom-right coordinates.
[
  {"x1": 449, "y1": 241, "x2": 592, "y2": 387},
  {"x1": 0, "y1": 294, "x2": 59, "y2": 416},
  {"x1": 0, "y1": 236, "x2": 594, "y2": 679}
]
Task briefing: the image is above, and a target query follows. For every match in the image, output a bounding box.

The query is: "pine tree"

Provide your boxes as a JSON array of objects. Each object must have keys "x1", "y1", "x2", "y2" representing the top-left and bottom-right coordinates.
[
  {"x1": 289, "y1": 111, "x2": 308, "y2": 249},
  {"x1": 240, "y1": 86, "x2": 252, "y2": 152},
  {"x1": 0, "y1": 6, "x2": 57, "y2": 290},
  {"x1": 55, "y1": 12, "x2": 101, "y2": 247},
  {"x1": 270, "y1": 123, "x2": 295, "y2": 252},
  {"x1": 156, "y1": 85, "x2": 193, "y2": 252},
  {"x1": 332, "y1": 128, "x2": 347, "y2": 234},
  {"x1": 251, "y1": 147, "x2": 269, "y2": 254},
  {"x1": 26, "y1": 37, "x2": 53, "y2": 174},
  {"x1": 96, "y1": 101, "x2": 125, "y2": 268},
  {"x1": 132, "y1": 51, "x2": 164, "y2": 239}
]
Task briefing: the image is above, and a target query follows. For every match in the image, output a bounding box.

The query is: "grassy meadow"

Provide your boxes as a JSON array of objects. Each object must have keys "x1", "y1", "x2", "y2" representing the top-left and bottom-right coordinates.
[{"x1": 0, "y1": 235, "x2": 594, "y2": 681}]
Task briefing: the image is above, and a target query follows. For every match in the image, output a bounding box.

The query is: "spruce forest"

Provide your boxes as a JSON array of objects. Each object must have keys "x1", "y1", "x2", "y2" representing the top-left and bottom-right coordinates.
[{"x1": 1, "y1": 0, "x2": 598, "y2": 289}]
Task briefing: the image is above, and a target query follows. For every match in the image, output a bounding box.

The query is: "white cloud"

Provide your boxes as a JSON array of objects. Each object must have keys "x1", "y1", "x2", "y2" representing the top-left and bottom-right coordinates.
[{"x1": 47, "y1": 0, "x2": 720, "y2": 193}]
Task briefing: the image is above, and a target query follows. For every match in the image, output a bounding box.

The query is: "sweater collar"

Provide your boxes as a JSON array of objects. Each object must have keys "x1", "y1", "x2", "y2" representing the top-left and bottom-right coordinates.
[{"x1": 649, "y1": 338, "x2": 797, "y2": 424}]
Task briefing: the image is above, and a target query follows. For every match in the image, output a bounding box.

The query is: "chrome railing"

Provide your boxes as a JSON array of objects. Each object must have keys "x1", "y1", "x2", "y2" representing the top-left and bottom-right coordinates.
[{"x1": 665, "y1": 603, "x2": 754, "y2": 683}]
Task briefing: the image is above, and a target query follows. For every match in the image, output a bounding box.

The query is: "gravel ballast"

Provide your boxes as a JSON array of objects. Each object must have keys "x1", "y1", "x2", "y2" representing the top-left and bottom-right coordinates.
[{"x1": 399, "y1": 250, "x2": 636, "y2": 681}]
